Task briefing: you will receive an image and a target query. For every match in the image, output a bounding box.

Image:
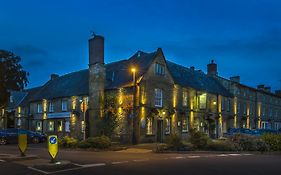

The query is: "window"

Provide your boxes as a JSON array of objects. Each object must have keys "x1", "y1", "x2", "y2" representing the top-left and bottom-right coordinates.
[
  {"x1": 270, "y1": 108, "x2": 273, "y2": 117},
  {"x1": 154, "y1": 63, "x2": 165, "y2": 76},
  {"x1": 10, "y1": 96, "x2": 13, "y2": 103},
  {"x1": 261, "y1": 121, "x2": 270, "y2": 129},
  {"x1": 57, "y1": 121, "x2": 63, "y2": 132},
  {"x1": 36, "y1": 121, "x2": 42, "y2": 131},
  {"x1": 61, "y1": 100, "x2": 68, "y2": 111},
  {"x1": 49, "y1": 102, "x2": 54, "y2": 113},
  {"x1": 182, "y1": 91, "x2": 188, "y2": 106},
  {"x1": 182, "y1": 118, "x2": 188, "y2": 132},
  {"x1": 199, "y1": 93, "x2": 207, "y2": 109},
  {"x1": 65, "y1": 121, "x2": 70, "y2": 132},
  {"x1": 37, "y1": 103, "x2": 42, "y2": 113},
  {"x1": 165, "y1": 118, "x2": 171, "y2": 134},
  {"x1": 48, "y1": 121, "x2": 54, "y2": 131},
  {"x1": 146, "y1": 118, "x2": 153, "y2": 135},
  {"x1": 227, "y1": 99, "x2": 231, "y2": 112},
  {"x1": 262, "y1": 106, "x2": 265, "y2": 116},
  {"x1": 237, "y1": 102, "x2": 240, "y2": 114},
  {"x1": 154, "y1": 89, "x2": 163, "y2": 107}
]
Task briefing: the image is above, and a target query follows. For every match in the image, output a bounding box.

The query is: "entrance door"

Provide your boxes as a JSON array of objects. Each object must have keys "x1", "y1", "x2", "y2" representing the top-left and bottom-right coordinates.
[{"x1": 157, "y1": 120, "x2": 163, "y2": 143}]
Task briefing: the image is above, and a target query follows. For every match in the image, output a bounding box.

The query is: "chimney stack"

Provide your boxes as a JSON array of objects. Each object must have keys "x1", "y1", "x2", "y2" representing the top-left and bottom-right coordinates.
[
  {"x1": 230, "y1": 76, "x2": 240, "y2": 83},
  {"x1": 50, "y1": 74, "x2": 59, "y2": 80},
  {"x1": 88, "y1": 34, "x2": 105, "y2": 137},
  {"x1": 207, "y1": 60, "x2": 218, "y2": 76}
]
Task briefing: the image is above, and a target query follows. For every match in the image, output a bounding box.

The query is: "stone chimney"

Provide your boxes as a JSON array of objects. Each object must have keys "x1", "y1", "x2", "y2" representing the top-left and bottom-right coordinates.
[
  {"x1": 264, "y1": 86, "x2": 271, "y2": 93},
  {"x1": 190, "y1": 66, "x2": 195, "y2": 71},
  {"x1": 207, "y1": 60, "x2": 218, "y2": 76},
  {"x1": 257, "y1": 84, "x2": 265, "y2": 90},
  {"x1": 230, "y1": 76, "x2": 240, "y2": 83},
  {"x1": 50, "y1": 74, "x2": 59, "y2": 80},
  {"x1": 88, "y1": 34, "x2": 105, "y2": 137},
  {"x1": 275, "y1": 90, "x2": 281, "y2": 96}
]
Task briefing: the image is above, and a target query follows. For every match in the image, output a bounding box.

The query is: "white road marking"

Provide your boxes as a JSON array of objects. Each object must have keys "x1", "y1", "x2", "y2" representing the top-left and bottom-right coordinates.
[
  {"x1": 0, "y1": 159, "x2": 5, "y2": 162},
  {"x1": 217, "y1": 154, "x2": 228, "y2": 157},
  {"x1": 228, "y1": 154, "x2": 241, "y2": 156},
  {"x1": 112, "y1": 161, "x2": 129, "y2": 165},
  {"x1": 174, "y1": 156, "x2": 185, "y2": 159},
  {"x1": 133, "y1": 159, "x2": 149, "y2": 162},
  {"x1": 241, "y1": 153, "x2": 253, "y2": 156},
  {"x1": 28, "y1": 167, "x2": 49, "y2": 174},
  {"x1": 79, "y1": 163, "x2": 106, "y2": 168},
  {"x1": 187, "y1": 155, "x2": 201, "y2": 159}
]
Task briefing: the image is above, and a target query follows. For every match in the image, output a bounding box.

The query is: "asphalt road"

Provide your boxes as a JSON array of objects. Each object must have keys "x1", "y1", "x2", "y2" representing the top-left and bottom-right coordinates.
[{"x1": 1, "y1": 144, "x2": 281, "y2": 175}]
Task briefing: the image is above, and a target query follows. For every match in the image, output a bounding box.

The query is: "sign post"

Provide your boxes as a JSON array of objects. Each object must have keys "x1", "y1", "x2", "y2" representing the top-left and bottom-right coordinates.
[
  {"x1": 18, "y1": 134, "x2": 27, "y2": 157},
  {"x1": 48, "y1": 135, "x2": 58, "y2": 163}
]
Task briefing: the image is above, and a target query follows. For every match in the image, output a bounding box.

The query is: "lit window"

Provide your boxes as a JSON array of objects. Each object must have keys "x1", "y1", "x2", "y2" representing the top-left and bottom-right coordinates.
[
  {"x1": 182, "y1": 118, "x2": 188, "y2": 132},
  {"x1": 37, "y1": 103, "x2": 43, "y2": 113},
  {"x1": 61, "y1": 100, "x2": 68, "y2": 111},
  {"x1": 165, "y1": 118, "x2": 171, "y2": 134},
  {"x1": 57, "y1": 121, "x2": 63, "y2": 132},
  {"x1": 146, "y1": 118, "x2": 153, "y2": 135},
  {"x1": 182, "y1": 91, "x2": 188, "y2": 107},
  {"x1": 154, "y1": 63, "x2": 165, "y2": 76},
  {"x1": 199, "y1": 93, "x2": 206, "y2": 109},
  {"x1": 48, "y1": 121, "x2": 54, "y2": 131},
  {"x1": 49, "y1": 102, "x2": 54, "y2": 113},
  {"x1": 154, "y1": 88, "x2": 163, "y2": 107},
  {"x1": 36, "y1": 121, "x2": 42, "y2": 131}
]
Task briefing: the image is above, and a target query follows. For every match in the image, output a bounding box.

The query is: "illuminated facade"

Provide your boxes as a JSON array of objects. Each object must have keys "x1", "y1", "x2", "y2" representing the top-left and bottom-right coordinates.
[{"x1": 4, "y1": 35, "x2": 281, "y2": 143}]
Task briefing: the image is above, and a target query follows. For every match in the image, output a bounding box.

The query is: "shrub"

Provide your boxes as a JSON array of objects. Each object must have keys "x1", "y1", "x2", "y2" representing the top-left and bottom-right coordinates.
[
  {"x1": 59, "y1": 136, "x2": 79, "y2": 148},
  {"x1": 164, "y1": 134, "x2": 184, "y2": 150},
  {"x1": 207, "y1": 140, "x2": 236, "y2": 151},
  {"x1": 261, "y1": 134, "x2": 281, "y2": 151},
  {"x1": 77, "y1": 140, "x2": 91, "y2": 149},
  {"x1": 86, "y1": 135, "x2": 111, "y2": 149},
  {"x1": 230, "y1": 134, "x2": 269, "y2": 152},
  {"x1": 188, "y1": 129, "x2": 210, "y2": 149},
  {"x1": 153, "y1": 143, "x2": 169, "y2": 153}
]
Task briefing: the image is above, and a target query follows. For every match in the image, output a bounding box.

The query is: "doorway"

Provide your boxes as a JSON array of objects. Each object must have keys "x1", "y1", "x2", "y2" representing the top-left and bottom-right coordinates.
[{"x1": 157, "y1": 120, "x2": 163, "y2": 143}]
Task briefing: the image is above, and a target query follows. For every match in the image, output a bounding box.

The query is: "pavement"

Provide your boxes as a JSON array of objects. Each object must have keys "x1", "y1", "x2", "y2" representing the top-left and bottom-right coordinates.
[{"x1": 0, "y1": 143, "x2": 281, "y2": 175}]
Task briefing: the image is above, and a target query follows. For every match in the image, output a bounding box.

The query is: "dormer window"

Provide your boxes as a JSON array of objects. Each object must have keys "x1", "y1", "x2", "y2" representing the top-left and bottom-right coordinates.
[{"x1": 154, "y1": 63, "x2": 165, "y2": 76}]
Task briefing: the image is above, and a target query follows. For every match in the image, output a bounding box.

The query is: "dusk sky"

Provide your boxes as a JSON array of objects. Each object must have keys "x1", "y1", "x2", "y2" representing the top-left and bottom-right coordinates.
[{"x1": 0, "y1": 0, "x2": 281, "y2": 91}]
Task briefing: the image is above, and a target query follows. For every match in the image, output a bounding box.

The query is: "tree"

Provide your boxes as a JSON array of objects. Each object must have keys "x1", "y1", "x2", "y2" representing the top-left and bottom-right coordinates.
[{"x1": 0, "y1": 50, "x2": 29, "y2": 108}]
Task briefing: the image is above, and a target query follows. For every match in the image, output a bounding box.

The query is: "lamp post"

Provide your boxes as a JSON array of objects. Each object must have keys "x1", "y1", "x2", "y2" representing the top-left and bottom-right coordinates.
[{"x1": 131, "y1": 67, "x2": 138, "y2": 144}]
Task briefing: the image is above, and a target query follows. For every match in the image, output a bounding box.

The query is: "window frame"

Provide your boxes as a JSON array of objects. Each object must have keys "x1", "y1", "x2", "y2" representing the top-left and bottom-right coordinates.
[{"x1": 154, "y1": 88, "x2": 163, "y2": 107}]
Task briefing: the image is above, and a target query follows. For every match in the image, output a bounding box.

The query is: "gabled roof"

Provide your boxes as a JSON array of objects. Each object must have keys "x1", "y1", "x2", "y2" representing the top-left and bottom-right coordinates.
[
  {"x1": 167, "y1": 61, "x2": 232, "y2": 97},
  {"x1": 29, "y1": 50, "x2": 158, "y2": 101},
  {"x1": 27, "y1": 49, "x2": 232, "y2": 101}
]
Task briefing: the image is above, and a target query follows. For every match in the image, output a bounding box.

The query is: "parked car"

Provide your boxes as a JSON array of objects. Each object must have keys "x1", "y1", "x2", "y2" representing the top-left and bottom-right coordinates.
[
  {"x1": 253, "y1": 129, "x2": 278, "y2": 136},
  {"x1": 223, "y1": 128, "x2": 256, "y2": 137},
  {"x1": 0, "y1": 128, "x2": 47, "y2": 145}
]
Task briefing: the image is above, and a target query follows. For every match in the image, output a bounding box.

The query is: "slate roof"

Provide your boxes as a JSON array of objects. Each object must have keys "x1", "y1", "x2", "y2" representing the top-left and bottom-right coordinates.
[
  {"x1": 166, "y1": 61, "x2": 232, "y2": 97},
  {"x1": 8, "y1": 91, "x2": 28, "y2": 110},
  {"x1": 27, "y1": 49, "x2": 232, "y2": 102}
]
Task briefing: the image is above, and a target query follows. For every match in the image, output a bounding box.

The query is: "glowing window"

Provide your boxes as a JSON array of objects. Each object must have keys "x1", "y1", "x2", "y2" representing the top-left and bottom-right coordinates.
[
  {"x1": 182, "y1": 118, "x2": 188, "y2": 132},
  {"x1": 146, "y1": 118, "x2": 153, "y2": 135},
  {"x1": 48, "y1": 121, "x2": 54, "y2": 131},
  {"x1": 165, "y1": 118, "x2": 171, "y2": 134}
]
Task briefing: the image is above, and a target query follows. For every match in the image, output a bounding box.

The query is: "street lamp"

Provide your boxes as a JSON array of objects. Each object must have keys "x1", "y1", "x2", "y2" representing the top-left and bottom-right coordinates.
[{"x1": 131, "y1": 67, "x2": 138, "y2": 144}]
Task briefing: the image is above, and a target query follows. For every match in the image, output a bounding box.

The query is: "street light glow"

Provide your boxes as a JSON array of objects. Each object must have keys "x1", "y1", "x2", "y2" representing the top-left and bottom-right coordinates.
[{"x1": 131, "y1": 67, "x2": 136, "y2": 73}]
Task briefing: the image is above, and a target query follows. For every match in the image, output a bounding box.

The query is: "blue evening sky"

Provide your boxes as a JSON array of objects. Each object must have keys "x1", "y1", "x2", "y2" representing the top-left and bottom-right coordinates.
[{"x1": 0, "y1": 0, "x2": 281, "y2": 91}]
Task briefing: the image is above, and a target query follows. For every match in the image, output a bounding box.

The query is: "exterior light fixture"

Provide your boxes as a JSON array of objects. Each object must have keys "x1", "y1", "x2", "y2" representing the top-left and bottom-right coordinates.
[{"x1": 131, "y1": 67, "x2": 136, "y2": 73}]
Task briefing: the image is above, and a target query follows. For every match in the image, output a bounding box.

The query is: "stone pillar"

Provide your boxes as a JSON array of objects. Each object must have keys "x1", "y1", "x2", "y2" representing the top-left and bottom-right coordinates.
[{"x1": 88, "y1": 34, "x2": 105, "y2": 137}]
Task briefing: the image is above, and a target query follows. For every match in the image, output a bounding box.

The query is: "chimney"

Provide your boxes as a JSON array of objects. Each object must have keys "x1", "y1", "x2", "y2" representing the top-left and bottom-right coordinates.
[
  {"x1": 207, "y1": 60, "x2": 218, "y2": 76},
  {"x1": 190, "y1": 66, "x2": 195, "y2": 71},
  {"x1": 88, "y1": 34, "x2": 105, "y2": 137},
  {"x1": 89, "y1": 34, "x2": 104, "y2": 65},
  {"x1": 257, "y1": 84, "x2": 265, "y2": 90},
  {"x1": 275, "y1": 90, "x2": 281, "y2": 96},
  {"x1": 230, "y1": 76, "x2": 240, "y2": 83},
  {"x1": 264, "y1": 86, "x2": 271, "y2": 93},
  {"x1": 50, "y1": 74, "x2": 59, "y2": 80}
]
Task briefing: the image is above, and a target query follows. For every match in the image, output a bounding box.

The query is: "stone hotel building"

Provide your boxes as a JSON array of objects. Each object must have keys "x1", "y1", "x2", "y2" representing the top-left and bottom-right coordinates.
[{"x1": 1, "y1": 35, "x2": 281, "y2": 143}]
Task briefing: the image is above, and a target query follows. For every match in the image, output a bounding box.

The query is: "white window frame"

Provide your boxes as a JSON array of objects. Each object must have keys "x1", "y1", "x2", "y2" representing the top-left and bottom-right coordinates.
[
  {"x1": 154, "y1": 63, "x2": 165, "y2": 76},
  {"x1": 154, "y1": 88, "x2": 163, "y2": 107},
  {"x1": 49, "y1": 101, "x2": 54, "y2": 113},
  {"x1": 48, "y1": 121, "x2": 54, "y2": 132},
  {"x1": 37, "y1": 103, "x2": 43, "y2": 113},
  {"x1": 165, "y1": 118, "x2": 171, "y2": 134},
  {"x1": 182, "y1": 118, "x2": 188, "y2": 132},
  {"x1": 182, "y1": 91, "x2": 188, "y2": 107},
  {"x1": 61, "y1": 100, "x2": 68, "y2": 111}
]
